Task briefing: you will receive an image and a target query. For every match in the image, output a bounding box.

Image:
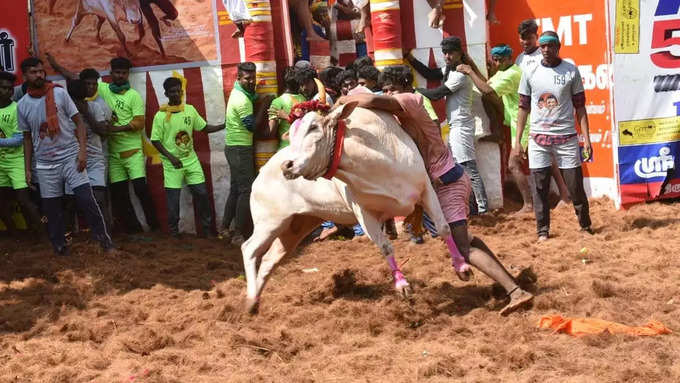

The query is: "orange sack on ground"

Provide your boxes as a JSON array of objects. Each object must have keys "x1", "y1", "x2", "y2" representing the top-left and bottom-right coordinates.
[{"x1": 537, "y1": 315, "x2": 672, "y2": 337}]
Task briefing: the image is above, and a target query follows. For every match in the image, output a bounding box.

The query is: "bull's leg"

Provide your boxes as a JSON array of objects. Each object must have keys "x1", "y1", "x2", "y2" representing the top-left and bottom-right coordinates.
[
  {"x1": 107, "y1": 17, "x2": 132, "y2": 56},
  {"x1": 140, "y1": 4, "x2": 166, "y2": 57},
  {"x1": 49, "y1": 0, "x2": 58, "y2": 15},
  {"x1": 65, "y1": 4, "x2": 85, "y2": 41},
  {"x1": 241, "y1": 216, "x2": 292, "y2": 314},
  {"x1": 352, "y1": 205, "x2": 411, "y2": 297},
  {"x1": 135, "y1": 19, "x2": 146, "y2": 45},
  {"x1": 95, "y1": 16, "x2": 106, "y2": 42},
  {"x1": 420, "y1": 182, "x2": 472, "y2": 280},
  {"x1": 255, "y1": 215, "x2": 322, "y2": 298}
]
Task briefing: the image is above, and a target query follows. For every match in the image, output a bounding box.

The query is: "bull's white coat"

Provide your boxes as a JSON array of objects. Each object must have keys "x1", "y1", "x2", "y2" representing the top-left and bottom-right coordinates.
[{"x1": 242, "y1": 105, "x2": 452, "y2": 311}]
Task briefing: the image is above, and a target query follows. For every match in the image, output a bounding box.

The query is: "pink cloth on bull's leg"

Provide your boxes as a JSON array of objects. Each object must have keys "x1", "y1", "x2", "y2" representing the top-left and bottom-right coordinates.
[{"x1": 387, "y1": 255, "x2": 409, "y2": 289}]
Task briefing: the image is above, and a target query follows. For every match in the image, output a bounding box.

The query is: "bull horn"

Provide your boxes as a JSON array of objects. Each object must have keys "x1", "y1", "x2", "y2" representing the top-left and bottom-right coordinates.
[{"x1": 314, "y1": 78, "x2": 326, "y2": 105}]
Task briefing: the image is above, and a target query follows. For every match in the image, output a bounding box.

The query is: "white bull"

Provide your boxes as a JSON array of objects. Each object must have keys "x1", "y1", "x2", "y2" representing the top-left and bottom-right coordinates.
[
  {"x1": 241, "y1": 103, "x2": 452, "y2": 312},
  {"x1": 241, "y1": 147, "x2": 360, "y2": 313},
  {"x1": 65, "y1": 0, "x2": 142, "y2": 56}
]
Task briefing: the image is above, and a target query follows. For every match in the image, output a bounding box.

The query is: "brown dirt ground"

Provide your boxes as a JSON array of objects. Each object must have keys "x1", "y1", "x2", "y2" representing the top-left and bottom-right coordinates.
[
  {"x1": 1, "y1": 197, "x2": 679, "y2": 382},
  {"x1": 35, "y1": 0, "x2": 217, "y2": 73}
]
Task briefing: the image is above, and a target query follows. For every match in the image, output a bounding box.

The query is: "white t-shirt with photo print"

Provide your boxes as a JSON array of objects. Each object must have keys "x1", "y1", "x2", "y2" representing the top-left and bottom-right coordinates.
[{"x1": 518, "y1": 60, "x2": 584, "y2": 136}]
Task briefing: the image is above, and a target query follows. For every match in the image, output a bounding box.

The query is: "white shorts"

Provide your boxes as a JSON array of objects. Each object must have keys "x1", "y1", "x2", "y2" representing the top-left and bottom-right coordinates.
[
  {"x1": 36, "y1": 159, "x2": 90, "y2": 198},
  {"x1": 65, "y1": 157, "x2": 106, "y2": 195},
  {"x1": 528, "y1": 136, "x2": 581, "y2": 170}
]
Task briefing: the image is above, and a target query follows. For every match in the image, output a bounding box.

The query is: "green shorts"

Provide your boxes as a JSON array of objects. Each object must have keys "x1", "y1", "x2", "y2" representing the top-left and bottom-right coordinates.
[
  {"x1": 109, "y1": 149, "x2": 146, "y2": 183},
  {"x1": 162, "y1": 158, "x2": 206, "y2": 189},
  {"x1": 0, "y1": 156, "x2": 28, "y2": 189}
]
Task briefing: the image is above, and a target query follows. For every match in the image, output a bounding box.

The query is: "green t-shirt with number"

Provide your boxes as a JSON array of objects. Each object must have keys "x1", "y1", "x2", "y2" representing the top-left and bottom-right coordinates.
[
  {"x1": 269, "y1": 93, "x2": 305, "y2": 149},
  {"x1": 98, "y1": 82, "x2": 145, "y2": 153},
  {"x1": 151, "y1": 104, "x2": 207, "y2": 167},
  {"x1": 0, "y1": 102, "x2": 22, "y2": 160},
  {"x1": 225, "y1": 84, "x2": 255, "y2": 147}
]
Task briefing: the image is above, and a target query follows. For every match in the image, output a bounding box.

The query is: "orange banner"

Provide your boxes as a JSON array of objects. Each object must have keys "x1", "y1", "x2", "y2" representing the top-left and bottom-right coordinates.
[{"x1": 490, "y1": 1, "x2": 613, "y2": 179}]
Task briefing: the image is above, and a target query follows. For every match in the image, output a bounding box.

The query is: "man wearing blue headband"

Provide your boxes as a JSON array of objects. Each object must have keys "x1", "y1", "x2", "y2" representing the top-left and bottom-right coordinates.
[
  {"x1": 514, "y1": 31, "x2": 593, "y2": 241},
  {"x1": 457, "y1": 43, "x2": 533, "y2": 214},
  {"x1": 516, "y1": 19, "x2": 572, "y2": 207}
]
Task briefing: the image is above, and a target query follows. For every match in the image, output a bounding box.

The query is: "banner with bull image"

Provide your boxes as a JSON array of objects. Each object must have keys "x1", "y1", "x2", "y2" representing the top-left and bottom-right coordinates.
[
  {"x1": 611, "y1": 0, "x2": 680, "y2": 206},
  {"x1": 33, "y1": 0, "x2": 220, "y2": 73}
]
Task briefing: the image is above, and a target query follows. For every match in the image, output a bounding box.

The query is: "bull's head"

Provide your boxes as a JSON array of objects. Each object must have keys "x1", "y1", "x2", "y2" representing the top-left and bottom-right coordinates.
[{"x1": 281, "y1": 102, "x2": 358, "y2": 180}]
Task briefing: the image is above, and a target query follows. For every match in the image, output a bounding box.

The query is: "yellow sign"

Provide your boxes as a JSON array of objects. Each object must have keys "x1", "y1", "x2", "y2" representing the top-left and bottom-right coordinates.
[
  {"x1": 619, "y1": 116, "x2": 680, "y2": 146},
  {"x1": 615, "y1": 0, "x2": 639, "y2": 54}
]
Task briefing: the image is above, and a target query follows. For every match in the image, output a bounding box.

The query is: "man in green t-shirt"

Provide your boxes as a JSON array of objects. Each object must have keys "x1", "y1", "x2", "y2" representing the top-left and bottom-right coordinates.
[
  {"x1": 151, "y1": 77, "x2": 224, "y2": 238},
  {"x1": 223, "y1": 62, "x2": 272, "y2": 245},
  {"x1": 0, "y1": 71, "x2": 41, "y2": 233},
  {"x1": 268, "y1": 66, "x2": 305, "y2": 149},
  {"x1": 98, "y1": 57, "x2": 159, "y2": 233},
  {"x1": 456, "y1": 45, "x2": 534, "y2": 213},
  {"x1": 486, "y1": 45, "x2": 532, "y2": 213}
]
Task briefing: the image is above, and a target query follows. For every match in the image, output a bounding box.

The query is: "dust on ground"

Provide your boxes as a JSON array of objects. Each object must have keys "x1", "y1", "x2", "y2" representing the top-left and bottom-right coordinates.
[{"x1": 1, "y1": 198, "x2": 679, "y2": 382}]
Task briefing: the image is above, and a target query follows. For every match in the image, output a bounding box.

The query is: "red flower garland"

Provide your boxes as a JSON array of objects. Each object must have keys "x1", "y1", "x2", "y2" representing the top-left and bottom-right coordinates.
[{"x1": 287, "y1": 100, "x2": 331, "y2": 123}]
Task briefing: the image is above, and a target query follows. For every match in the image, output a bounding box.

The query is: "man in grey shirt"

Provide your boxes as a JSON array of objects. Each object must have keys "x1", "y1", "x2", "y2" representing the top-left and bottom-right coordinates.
[
  {"x1": 514, "y1": 31, "x2": 593, "y2": 241},
  {"x1": 62, "y1": 79, "x2": 114, "y2": 232},
  {"x1": 45, "y1": 57, "x2": 115, "y2": 231},
  {"x1": 17, "y1": 57, "x2": 113, "y2": 256},
  {"x1": 408, "y1": 36, "x2": 489, "y2": 214}
]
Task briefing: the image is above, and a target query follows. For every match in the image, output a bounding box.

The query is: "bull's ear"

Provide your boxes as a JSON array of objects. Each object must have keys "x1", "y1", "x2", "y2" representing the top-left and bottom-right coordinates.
[{"x1": 327, "y1": 101, "x2": 358, "y2": 124}]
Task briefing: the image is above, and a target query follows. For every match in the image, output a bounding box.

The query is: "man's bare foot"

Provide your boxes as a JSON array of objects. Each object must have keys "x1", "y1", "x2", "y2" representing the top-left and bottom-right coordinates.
[
  {"x1": 555, "y1": 199, "x2": 570, "y2": 209},
  {"x1": 516, "y1": 205, "x2": 533, "y2": 215},
  {"x1": 500, "y1": 288, "x2": 533, "y2": 316},
  {"x1": 314, "y1": 226, "x2": 338, "y2": 242}
]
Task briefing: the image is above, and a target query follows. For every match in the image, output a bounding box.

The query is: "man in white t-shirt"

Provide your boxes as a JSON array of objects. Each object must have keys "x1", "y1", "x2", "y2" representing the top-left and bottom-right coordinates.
[
  {"x1": 515, "y1": 19, "x2": 571, "y2": 207},
  {"x1": 515, "y1": 19, "x2": 542, "y2": 73},
  {"x1": 413, "y1": 37, "x2": 489, "y2": 214},
  {"x1": 514, "y1": 31, "x2": 593, "y2": 241}
]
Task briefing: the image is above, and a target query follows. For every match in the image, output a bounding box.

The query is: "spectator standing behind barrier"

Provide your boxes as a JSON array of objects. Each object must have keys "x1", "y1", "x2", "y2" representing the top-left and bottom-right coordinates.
[
  {"x1": 63, "y1": 79, "x2": 114, "y2": 234},
  {"x1": 268, "y1": 67, "x2": 306, "y2": 150},
  {"x1": 0, "y1": 70, "x2": 42, "y2": 234},
  {"x1": 46, "y1": 55, "x2": 117, "y2": 231},
  {"x1": 457, "y1": 44, "x2": 533, "y2": 214},
  {"x1": 409, "y1": 37, "x2": 489, "y2": 215},
  {"x1": 514, "y1": 31, "x2": 593, "y2": 241},
  {"x1": 151, "y1": 76, "x2": 224, "y2": 238},
  {"x1": 296, "y1": 66, "x2": 334, "y2": 106},
  {"x1": 17, "y1": 58, "x2": 113, "y2": 256},
  {"x1": 222, "y1": 62, "x2": 273, "y2": 246},
  {"x1": 97, "y1": 57, "x2": 160, "y2": 234}
]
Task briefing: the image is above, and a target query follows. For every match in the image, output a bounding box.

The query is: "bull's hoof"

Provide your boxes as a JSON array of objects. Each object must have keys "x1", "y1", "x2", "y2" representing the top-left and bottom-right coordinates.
[
  {"x1": 395, "y1": 279, "x2": 412, "y2": 298},
  {"x1": 454, "y1": 263, "x2": 473, "y2": 282},
  {"x1": 245, "y1": 297, "x2": 260, "y2": 315}
]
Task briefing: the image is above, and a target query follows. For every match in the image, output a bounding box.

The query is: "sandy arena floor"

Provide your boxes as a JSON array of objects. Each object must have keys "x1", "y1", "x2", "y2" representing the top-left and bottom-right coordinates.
[{"x1": 0, "y1": 198, "x2": 679, "y2": 382}]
